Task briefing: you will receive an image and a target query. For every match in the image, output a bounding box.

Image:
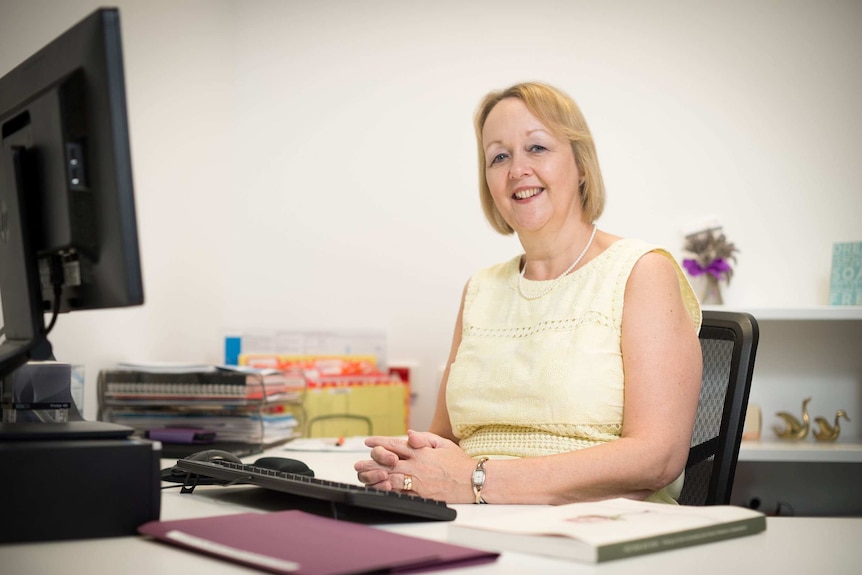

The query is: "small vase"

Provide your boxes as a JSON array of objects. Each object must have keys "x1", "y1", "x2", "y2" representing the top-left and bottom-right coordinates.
[{"x1": 700, "y1": 275, "x2": 724, "y2": 305}]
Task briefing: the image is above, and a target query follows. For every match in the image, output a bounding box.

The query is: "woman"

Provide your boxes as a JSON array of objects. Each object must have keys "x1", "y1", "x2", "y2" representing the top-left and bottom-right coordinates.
[{"x1": 354, "y1": 82, "x2": 702, "y2": 505}]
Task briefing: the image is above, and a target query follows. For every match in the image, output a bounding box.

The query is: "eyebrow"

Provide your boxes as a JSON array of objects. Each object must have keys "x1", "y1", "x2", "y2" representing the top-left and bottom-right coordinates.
[{"x1": 483, "y1": 128, "x2": 553, "y2": 152}]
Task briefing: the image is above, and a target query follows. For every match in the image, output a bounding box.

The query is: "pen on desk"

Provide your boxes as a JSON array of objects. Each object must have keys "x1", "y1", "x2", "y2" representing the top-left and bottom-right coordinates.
[{"x1": 335, "y1": 436, "x2": 345, "y2": 447}]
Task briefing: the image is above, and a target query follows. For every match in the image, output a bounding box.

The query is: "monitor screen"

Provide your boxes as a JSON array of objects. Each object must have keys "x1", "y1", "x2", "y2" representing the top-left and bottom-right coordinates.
[{"x1": 0, "y1": 8, "x2": 144, "y2": 382}]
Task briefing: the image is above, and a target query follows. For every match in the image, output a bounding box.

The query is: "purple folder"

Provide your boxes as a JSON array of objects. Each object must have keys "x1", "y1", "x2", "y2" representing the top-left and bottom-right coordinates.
[{"x1": 139, "y1": 510, "x2": 498, "y2": 574}]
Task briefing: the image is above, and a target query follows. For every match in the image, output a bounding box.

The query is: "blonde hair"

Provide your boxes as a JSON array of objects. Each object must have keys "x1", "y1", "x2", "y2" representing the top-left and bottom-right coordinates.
[{"x1": 474, "y1": 82, "x2": 606, "y2": 235}]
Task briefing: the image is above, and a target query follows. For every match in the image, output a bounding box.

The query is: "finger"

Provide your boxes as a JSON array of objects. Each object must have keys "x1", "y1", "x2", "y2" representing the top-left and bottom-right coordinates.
[
  {"x1": 407, "y1": 430, "x2": 445, "y2": 449},
  {"x1": 356, "y1": 468, "x2": 389, "y2": 485},
  {"x1": 406, "y1": 430, "x2": 431, "y2": 448},
  {"x1": 364, "y1": 435, "x2": 403, "y2": 449},
  {"x1": 354, "y1": 458, "x2": 384, "y2": 473},
  {"x1": 369, "y1": 445, "x2": 400, "y2": 467},
  {"x1": 366, "y1": 479, "x2": 394, "y2": 491},
  {"x1": 365, "y1": 436, "x2": 414, "y2": 460}
]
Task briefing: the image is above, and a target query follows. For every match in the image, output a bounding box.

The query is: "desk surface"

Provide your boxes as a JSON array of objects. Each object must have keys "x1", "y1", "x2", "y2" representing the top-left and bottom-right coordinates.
[{"x1": 1, "y1": 444, "x2": 860, "y2": 574}]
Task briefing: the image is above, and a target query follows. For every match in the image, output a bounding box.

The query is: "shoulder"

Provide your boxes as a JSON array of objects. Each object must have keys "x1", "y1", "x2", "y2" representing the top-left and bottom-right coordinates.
[
  {"x1": 600, "y1": 237, "x2": 681, "y2": 275},
  {"x1": 628, "y1": 250, "x2": 682, "y2": 289},
  {"x1": 624, "y1": 245, "x2": 702, "y2": 332},
  {"x1": 607, "y1": 236, "x2": 660, "y2": 258},
  {"x1": 587, "y1": 237, "x2": 664, "y2": 279},
  {"x1": 596, "y1": 236, "x2": 701, "y2": 331},
  {"x1": 463, "y1": 254, "x2": 521, "y2": 306},
  {"x1": 468, "y1": 255, "x2": 521, "y2": 286}
]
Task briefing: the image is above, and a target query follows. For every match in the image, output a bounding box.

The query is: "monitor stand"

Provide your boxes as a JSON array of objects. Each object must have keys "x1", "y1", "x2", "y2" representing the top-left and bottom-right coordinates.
[{"x1": 0, "y1": 344, "x2": 135, "y2": 441}]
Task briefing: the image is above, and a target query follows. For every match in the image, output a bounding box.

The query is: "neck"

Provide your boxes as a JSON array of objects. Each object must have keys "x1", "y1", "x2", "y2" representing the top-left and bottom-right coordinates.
[{"x1": 520, "y1": 222, "x2": 597, "y2": 281}]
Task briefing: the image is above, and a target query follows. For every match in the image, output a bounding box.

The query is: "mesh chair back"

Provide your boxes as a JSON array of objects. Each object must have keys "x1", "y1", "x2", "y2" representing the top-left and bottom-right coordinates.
[{"x1": 677, "y1": 311, "x2": 759, "y2": 506}]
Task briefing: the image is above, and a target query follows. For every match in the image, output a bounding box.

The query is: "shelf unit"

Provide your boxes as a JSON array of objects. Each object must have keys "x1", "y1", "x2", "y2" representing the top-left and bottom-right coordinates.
[
  {"x1": 705, "y1": 306, "x2": 862, "y2": 464},
  {"x1": 738, "y1": 440, "x2": 862, "y2": 463},
  {"x1": 702, "y1": 305, "x2": 862, "y2": 321},
  {"x1": 708, "y1": 306, "x2": 862, "y2": 515}
]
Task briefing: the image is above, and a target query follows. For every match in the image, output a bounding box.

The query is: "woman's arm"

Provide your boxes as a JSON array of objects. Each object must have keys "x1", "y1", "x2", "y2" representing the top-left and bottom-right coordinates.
[{"x1": 428, "y1": 282, "x2": 468, "y2": 442}]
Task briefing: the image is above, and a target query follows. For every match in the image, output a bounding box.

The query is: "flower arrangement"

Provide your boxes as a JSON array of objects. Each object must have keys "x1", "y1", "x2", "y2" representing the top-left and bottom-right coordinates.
[
  {"x1": 682, "y1": 227, "x2": 738, "y2": 305},
  {"x1": 682, "y1": 227, "x2": 738, "y2": 283}
]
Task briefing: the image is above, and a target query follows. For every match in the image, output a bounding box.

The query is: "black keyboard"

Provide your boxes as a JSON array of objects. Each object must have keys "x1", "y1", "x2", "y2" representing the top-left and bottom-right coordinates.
[{"x1": 174, "y1": 458, "x2": 457, "y2": 522}]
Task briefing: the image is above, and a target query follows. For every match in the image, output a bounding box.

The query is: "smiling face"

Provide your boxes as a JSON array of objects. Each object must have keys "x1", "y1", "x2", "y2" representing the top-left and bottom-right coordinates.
[{"x1": 481, "y1": 97, "x2": 583, "y2": 236}]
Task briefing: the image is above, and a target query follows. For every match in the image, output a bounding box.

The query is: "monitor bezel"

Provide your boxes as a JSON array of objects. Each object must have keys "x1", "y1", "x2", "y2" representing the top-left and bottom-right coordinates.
[{"x1": 0, "y1": 7, "x2": 144, "y2": 380}]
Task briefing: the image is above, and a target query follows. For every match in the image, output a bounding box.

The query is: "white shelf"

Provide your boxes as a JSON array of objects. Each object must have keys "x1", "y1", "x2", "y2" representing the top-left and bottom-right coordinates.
[
  {"x1": 739, "y1": 440, "x2": 862, "y2": 463},
  {"x1": 702, "y1": 305, "x2": 862, "y2": 321}
]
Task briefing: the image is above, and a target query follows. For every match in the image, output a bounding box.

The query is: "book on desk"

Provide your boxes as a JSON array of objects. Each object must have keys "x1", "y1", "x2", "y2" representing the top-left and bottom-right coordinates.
[{"x1": 448, "y1": 497, "x2": 766, "y2": 564}]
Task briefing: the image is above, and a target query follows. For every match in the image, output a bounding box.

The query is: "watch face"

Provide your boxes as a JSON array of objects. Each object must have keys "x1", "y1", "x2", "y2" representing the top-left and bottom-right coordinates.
[{"x1": 472, "y1": 469, "x2": 485, "y2": 487}]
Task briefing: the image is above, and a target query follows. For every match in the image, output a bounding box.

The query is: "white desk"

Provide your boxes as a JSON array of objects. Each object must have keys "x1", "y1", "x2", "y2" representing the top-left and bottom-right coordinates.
[{"x1": 1, "y1": 445, "x2": 861, "y2": 574}]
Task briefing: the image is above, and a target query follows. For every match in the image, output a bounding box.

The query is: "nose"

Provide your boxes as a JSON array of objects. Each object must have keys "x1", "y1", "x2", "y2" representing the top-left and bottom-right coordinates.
[{"x1": 508, "y1": 152, "x2": 532, "y2": 180}]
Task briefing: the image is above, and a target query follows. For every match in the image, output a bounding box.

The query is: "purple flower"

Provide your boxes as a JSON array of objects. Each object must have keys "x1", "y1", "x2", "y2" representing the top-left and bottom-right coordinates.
[{"x1": 683, "y1": 258, "x2": 732, "y2": 280}]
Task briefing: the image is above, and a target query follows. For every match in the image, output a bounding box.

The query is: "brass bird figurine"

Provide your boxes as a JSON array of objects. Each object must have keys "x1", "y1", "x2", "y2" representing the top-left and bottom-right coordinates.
[
  {"x1": 773, "y1": 397, "x2": 811, "y2": 440},
  {"x1": 813, "y1": 410, "x2": 850, "y2": 442}
]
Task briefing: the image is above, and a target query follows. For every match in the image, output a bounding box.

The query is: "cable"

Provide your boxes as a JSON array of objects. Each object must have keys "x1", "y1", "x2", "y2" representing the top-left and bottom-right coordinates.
[
  {"x1": 42, "y1": 255, "x2": 64, "y2": 336},
  {"x1": 43, "y1": 284, "x2": 62, "y2": 335}
]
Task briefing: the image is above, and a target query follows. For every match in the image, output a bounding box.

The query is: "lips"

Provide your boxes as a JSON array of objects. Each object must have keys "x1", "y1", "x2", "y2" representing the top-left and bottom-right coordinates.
[{"x1": 512, "y1": 187, "x2": 543, "y2": 200}]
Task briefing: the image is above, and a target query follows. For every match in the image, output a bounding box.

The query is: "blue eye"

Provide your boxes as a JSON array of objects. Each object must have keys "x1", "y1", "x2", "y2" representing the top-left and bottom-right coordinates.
[
  {"x1": 528, "y1": 145, "x2": 547, "y2": 153},
  {"x1": 489, "y1": 153, "x2": 508, "y2": 166}
]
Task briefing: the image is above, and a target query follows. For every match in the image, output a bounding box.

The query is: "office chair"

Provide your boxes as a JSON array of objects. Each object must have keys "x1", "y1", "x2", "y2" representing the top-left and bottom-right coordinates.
[{"x1": 677, "y1": 310, "x2": 759, "y2": 506}]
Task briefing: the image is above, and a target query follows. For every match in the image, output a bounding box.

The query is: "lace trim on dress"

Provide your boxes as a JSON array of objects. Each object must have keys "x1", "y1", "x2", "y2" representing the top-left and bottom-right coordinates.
[
  {"x1": 458, "y1": 424, "x2": 622, "y2": 458},
  {"x1": 463, "y1": 310, "x2": 615, "y2": 339}
]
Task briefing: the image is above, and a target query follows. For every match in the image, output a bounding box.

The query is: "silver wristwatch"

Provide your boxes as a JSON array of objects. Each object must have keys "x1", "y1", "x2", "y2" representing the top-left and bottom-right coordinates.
[{"x1": 471, "y1": 457, "x2": 489, "y2": 504}]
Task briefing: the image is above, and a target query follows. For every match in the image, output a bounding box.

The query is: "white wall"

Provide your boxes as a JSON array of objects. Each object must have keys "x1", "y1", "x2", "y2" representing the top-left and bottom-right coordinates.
[{"x1": 1, "y1": 0, "x2": 860, "y2": 429}]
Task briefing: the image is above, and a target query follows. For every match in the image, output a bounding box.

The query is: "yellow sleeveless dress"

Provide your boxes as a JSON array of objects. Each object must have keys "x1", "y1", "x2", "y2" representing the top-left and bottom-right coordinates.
[{"x1": 446, "y1": 238, "x2": 701, "y2": 503}]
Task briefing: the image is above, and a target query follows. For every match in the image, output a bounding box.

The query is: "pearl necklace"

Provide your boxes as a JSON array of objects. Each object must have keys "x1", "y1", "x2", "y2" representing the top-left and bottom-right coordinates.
[{"x1": 518, "y1": 223, "x2": 598, "y2": 300}]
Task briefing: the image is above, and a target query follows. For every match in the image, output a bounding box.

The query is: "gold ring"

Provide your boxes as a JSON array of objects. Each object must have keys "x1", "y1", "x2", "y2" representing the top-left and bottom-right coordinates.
[{"x1": 402, "y1": 475, "x2": 413, "y2": 491}]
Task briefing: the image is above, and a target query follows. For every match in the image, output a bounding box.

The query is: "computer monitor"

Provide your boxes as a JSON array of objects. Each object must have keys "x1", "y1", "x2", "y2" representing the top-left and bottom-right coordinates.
[{"x1": 0, "y1": 9, "x2": 143, "y2": 394}]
